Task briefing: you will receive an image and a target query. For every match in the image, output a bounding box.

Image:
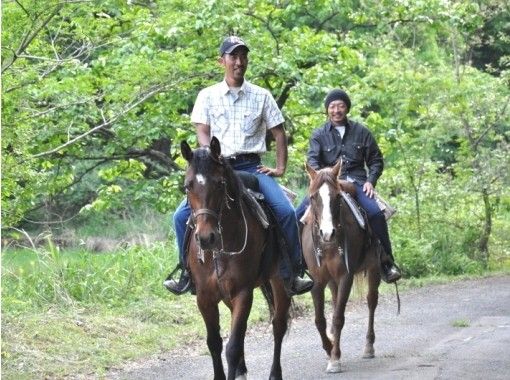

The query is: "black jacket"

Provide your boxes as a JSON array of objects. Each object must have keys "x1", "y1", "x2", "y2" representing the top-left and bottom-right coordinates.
[{"x1": 307, "y1": 118, "x2": 384, "y2": 186}]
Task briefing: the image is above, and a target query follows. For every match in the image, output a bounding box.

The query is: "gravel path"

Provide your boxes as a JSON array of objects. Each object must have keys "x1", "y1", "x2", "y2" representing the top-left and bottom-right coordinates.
[{"x1": 109, "y1": 275, "x2": 510, "y2": 379}]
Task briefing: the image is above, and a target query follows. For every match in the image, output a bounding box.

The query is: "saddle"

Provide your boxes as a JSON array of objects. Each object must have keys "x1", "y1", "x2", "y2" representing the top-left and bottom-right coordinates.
[
  {"x1": 183, "y1": 171, "x2": 295, "y2": 277},
  {"x1": 236, "y1": 171, "x2": 270, "y2": 229}
]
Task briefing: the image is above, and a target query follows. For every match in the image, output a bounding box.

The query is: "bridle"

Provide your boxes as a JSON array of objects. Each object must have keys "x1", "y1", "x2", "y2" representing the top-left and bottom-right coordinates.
[
  {"x1": 309, "y1": 189, "x2": 344, "y2": 268},
  {"x1": 188, "y1": 171, "x2": 249, "y2": 260}
]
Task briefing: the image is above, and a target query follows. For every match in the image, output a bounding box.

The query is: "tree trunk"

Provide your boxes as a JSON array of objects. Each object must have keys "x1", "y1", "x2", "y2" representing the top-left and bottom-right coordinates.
[{"x1": 479, "y1": 187, "x2": 492, "y2": 268}]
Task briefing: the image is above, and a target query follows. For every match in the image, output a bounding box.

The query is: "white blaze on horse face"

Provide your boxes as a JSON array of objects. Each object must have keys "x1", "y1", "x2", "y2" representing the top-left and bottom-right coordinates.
[
  {"x1": 319, "y1": 183, "x2": 334, "y2": 241},
  {"x1": 195, "y1": 173, "x2": 206, "y2": 186}
]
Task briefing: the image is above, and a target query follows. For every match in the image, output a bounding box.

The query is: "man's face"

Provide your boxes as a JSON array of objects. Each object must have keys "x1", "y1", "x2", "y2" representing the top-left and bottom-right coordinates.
[
  {"x1": 219, "y1": 47, "x2": 248, "y2": 82},
  {"x1": 327, "y1": 100, "x2": 348, "y2": 125}
]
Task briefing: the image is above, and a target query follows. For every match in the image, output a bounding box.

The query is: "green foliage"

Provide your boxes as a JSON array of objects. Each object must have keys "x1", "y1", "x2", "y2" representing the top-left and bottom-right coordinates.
[
  {"x1": 0, "y1": 243, "x2": 279, "y2": 379},
  {"x1": 3, "y1": 4, "x2": 510, "y2": 379},
  {"x1": 2, "y1": 0, "x2": 509, "y2": 278},
  {"x1": 451, "y1": 319, "x2": 470, "y2": 328},
  {"x1": 1, "y1": 242, "x2": 172, "y2": 314}
]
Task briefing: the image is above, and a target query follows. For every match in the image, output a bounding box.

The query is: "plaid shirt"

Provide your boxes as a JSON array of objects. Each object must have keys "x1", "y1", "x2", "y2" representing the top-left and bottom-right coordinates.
[{"x1": 190, "y1": 79, "x2": 285, "y2": 157}]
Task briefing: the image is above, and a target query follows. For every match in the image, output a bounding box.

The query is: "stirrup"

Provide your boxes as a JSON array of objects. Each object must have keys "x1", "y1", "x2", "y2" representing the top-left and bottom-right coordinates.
[
  {"x1": 381, "y1": 262, "x2": 401, "y2": 283},
  {"x1": 285, "y1": 274, "x2": 314, "y2": 296},
  {"x1": 163, "y1": 264, "x2": 192, "y2": 295}
]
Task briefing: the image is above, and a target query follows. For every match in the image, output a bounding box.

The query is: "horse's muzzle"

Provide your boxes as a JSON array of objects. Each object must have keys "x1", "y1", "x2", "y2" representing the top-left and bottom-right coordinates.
[
  {"x1": 320, "y1": 227, "x2": 336, "y2": 243},
  {"x1": 195, "y1": 229, "x2": 220, "y2": 250}
]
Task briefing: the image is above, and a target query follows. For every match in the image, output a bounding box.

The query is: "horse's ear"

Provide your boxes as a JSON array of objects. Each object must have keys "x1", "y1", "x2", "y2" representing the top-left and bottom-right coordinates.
[
  {"x1": 332, "y1": 159, "x2": 342, "y2": 178},
  {"x1": 210, "y1": 136, "x2": 221, "y2": 159},
  {"x1": 305, "y1": 162, "x2": 317, "y2": 180},
  {"x1": 181, "y1": 140, "x2": 193, "y2": 162}
]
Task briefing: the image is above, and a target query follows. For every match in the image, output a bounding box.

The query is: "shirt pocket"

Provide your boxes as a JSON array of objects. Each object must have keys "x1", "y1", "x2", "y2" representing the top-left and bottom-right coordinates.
[
  {"x1": 242, "y1": 111, "x2": 262, "y2": 136},
  {"x1": 321, "y1": 144, "x2": 339, "y2": 165},
  {"x1": 210, "y1": 107, "x2": 228, "y2": 130},
  {"x1": 350, "y1": 142, "x2": 365, "y2": 162}
]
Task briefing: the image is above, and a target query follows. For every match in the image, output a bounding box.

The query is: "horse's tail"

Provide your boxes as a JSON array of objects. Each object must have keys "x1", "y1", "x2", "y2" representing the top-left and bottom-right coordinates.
[
  {"x1": 260, "y1": 281, "x2": 293, "y2": 332},
  {"x1": 260, "y1": 281, "x2": 275, "y2": 320}
]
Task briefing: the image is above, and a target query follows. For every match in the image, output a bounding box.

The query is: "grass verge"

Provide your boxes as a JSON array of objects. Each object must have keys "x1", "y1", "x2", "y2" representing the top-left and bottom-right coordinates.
[
  {"x1": 1, "y1": 243, "x2": 292, "y2": 379},
  {"x1": 2, "y1": 242, "x2": 508, "y2": 379}
]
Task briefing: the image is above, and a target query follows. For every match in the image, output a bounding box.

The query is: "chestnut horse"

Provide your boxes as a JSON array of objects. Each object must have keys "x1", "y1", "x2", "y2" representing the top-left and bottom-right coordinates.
[
  {"x1": 301, "y1": 160, "x2": 381, "y2": 373},
  {"x1": 181, "y1": 137, "x2": 291, "y2": 380}
]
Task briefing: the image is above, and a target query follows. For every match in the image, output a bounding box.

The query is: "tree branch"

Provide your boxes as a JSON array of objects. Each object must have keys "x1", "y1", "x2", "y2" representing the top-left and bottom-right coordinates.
[
  {"x1": 31, "y1": 83, "x2": 171, "y2": 158},
  {"x1": 244, "y1": 11, "x2": 280, "y2": 55},
  {"x1": 474, "y1": 95, "x2": 510, "y2": 149},
  {"x1": 31, "y1": 73, "x2": 214, "y2": 158},
  {"x1": 2, "y1": 3, "x2": 64, "y2": 73}
]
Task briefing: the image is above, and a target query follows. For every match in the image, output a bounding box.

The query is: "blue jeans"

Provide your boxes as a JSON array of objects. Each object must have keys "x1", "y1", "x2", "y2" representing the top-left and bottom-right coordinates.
[
  {"x1": 295, "y1": 182, "x2": 393, "y2": 257},
  {"x1": 173, "y1": 157, "x2": 302, "y2": 279}
]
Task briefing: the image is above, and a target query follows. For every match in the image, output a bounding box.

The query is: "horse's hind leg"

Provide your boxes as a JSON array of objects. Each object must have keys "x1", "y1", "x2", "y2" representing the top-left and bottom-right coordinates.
[
  {"x1": 197, "y1": 298, "x2": 225, "y2": 380},
  {"x1": 226, "y1": 290, "x2": 253, "y2": 380},
  {"x1": 268, "y1": 278, "x2": 291, "y2": 380},
  {"x1": 363, "y1": 270, "x2": 381, "y2": 359}
]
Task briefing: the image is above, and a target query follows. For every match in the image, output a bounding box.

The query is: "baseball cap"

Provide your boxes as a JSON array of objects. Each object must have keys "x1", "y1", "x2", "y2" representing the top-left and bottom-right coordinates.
[{"x1": 219, "y1": 36, "x2": 249, "y2": 55}]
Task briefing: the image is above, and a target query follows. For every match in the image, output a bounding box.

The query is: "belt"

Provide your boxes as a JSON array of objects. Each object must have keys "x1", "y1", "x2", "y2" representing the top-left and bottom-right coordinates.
[{"x1": 227, "y1": 153, "x2": 260, "y2": 164}]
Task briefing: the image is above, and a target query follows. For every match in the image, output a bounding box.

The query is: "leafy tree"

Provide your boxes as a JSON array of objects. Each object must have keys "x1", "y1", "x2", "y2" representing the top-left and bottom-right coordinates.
[{"x1": 2, "y1": 0, "x2": 509, "y2": 274}]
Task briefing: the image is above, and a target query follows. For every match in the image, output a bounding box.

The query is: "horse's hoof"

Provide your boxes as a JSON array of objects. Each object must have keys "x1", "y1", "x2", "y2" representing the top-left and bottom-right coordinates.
[
  {"x1": 235, "y1": 375, "x2": 247, "y2": 380},
  {"x1": 362, "y1": 347, "x2": 375, "y2": 359},
  {"x1": 326, "y1": 359, "x2": 342, "y2": 373}
]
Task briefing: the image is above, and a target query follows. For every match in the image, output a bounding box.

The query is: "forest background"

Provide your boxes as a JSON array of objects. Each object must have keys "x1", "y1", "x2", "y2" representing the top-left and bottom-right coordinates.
[{"x1": 1, "y1": 0, "x2": 509, "y2": 379}]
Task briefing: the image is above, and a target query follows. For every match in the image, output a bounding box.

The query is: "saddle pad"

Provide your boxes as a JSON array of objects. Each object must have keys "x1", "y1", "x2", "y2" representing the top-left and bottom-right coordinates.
[{"x1": 341, "y1": 191, "x2": 366, "y2": 230}]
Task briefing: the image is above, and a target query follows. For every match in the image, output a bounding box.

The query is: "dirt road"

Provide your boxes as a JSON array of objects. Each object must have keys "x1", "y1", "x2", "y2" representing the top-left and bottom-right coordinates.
[{"x1": 110, "y1": 275, "x2": 510, "y2": 379}]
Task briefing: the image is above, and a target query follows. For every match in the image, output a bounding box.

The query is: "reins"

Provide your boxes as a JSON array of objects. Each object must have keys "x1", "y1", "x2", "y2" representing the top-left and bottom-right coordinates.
[
  {"x1": 191, "y1": 176, "x2": 249, "y2": 259},
  {"x1": 189, "y1": 163, "x2": 250, "y2": 302}
]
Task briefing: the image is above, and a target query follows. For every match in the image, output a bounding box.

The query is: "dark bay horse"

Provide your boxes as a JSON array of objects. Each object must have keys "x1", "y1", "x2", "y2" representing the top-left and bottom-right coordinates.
[
  {"x1": 181, "y1": 136, "x2": 291, "y2": 380},
  {"x1": 301, "y1": 160, "x2": 381, "y2": 373}
]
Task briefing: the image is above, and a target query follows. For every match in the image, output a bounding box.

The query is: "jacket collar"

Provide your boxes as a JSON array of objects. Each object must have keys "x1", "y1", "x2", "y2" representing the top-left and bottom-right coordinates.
[{"x1": 326, "y1": 117, "x2": 351, "y2": 131}]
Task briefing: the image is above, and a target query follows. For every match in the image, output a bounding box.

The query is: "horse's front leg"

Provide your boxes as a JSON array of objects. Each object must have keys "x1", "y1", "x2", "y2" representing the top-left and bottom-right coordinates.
[
  {"x1": 327, "y1": 279, "x2": 338, "y2": 338},
  {"x1": 363, "y1": 268, "x2": 381, "y2": 359},
  {"x1": 268, "y1": 277, "x2": 292, "y2": 380},
  {"x1": 197, "y1": 296, "x2": 225, "y2": 380},
  {"x1": 311, "y1": 277, "x2": 332, "y2": 357},
  {"x1": 226, "y1": 289, "x2": 253, "y2": 380},
  {"x1": 327, "y1": 273, "x2": 354, "y2": 373}
]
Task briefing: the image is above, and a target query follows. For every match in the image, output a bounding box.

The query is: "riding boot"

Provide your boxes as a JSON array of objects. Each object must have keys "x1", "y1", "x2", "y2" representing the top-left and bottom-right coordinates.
[
  {"x1": 378, "y1": 244, "x2": 401, "y2": 283},
  {"x1": 284, "y1": 273, "x2": 314, "y2": 296},
  {"x1": 381, "y1": 261, "x2": 401, "y2": 283},
  {"x1": 163, "y1": 264, "x2": 194, "y2": 295}
]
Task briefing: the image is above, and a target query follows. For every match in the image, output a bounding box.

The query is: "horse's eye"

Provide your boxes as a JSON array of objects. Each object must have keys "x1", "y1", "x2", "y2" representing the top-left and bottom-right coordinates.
[{"x1": 184, "y1": 180, "x2": 193, "y2": 192}]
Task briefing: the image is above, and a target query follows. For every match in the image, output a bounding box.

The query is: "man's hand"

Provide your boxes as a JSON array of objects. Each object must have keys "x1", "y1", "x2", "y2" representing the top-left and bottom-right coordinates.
[
  {"x1": 257, "y1": 165, "x2": 285, "y2": 177},
  {"x1": 363, "y1": 181, "x2": 375, "y2": 198}
]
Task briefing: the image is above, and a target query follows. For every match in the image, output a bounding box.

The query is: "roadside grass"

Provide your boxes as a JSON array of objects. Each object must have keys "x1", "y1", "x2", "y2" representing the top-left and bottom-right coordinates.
[
  {"x1": 451, "y1": 319, "x2": 470, "y2": 328},
  {"x1": 2, "y1": 239, "x2": 509, "y2": 379},
  {"x1": 1, "y1": 242, "x2": 286, "y2": 379}
]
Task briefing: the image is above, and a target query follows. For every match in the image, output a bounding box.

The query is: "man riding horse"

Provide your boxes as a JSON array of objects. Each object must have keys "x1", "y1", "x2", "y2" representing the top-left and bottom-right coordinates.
[
  {"x1": 164, "y1": 36, "x2": 313, "y2": 296},
  {"x1": 296, "y1": 89, "x2": 401, "y2": 283}
]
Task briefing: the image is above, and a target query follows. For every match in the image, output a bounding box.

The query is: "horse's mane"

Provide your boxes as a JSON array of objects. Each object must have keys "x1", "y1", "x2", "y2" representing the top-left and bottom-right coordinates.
[{"x1": 190, "y1": 147, "x2": 245, "y2": 201}]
